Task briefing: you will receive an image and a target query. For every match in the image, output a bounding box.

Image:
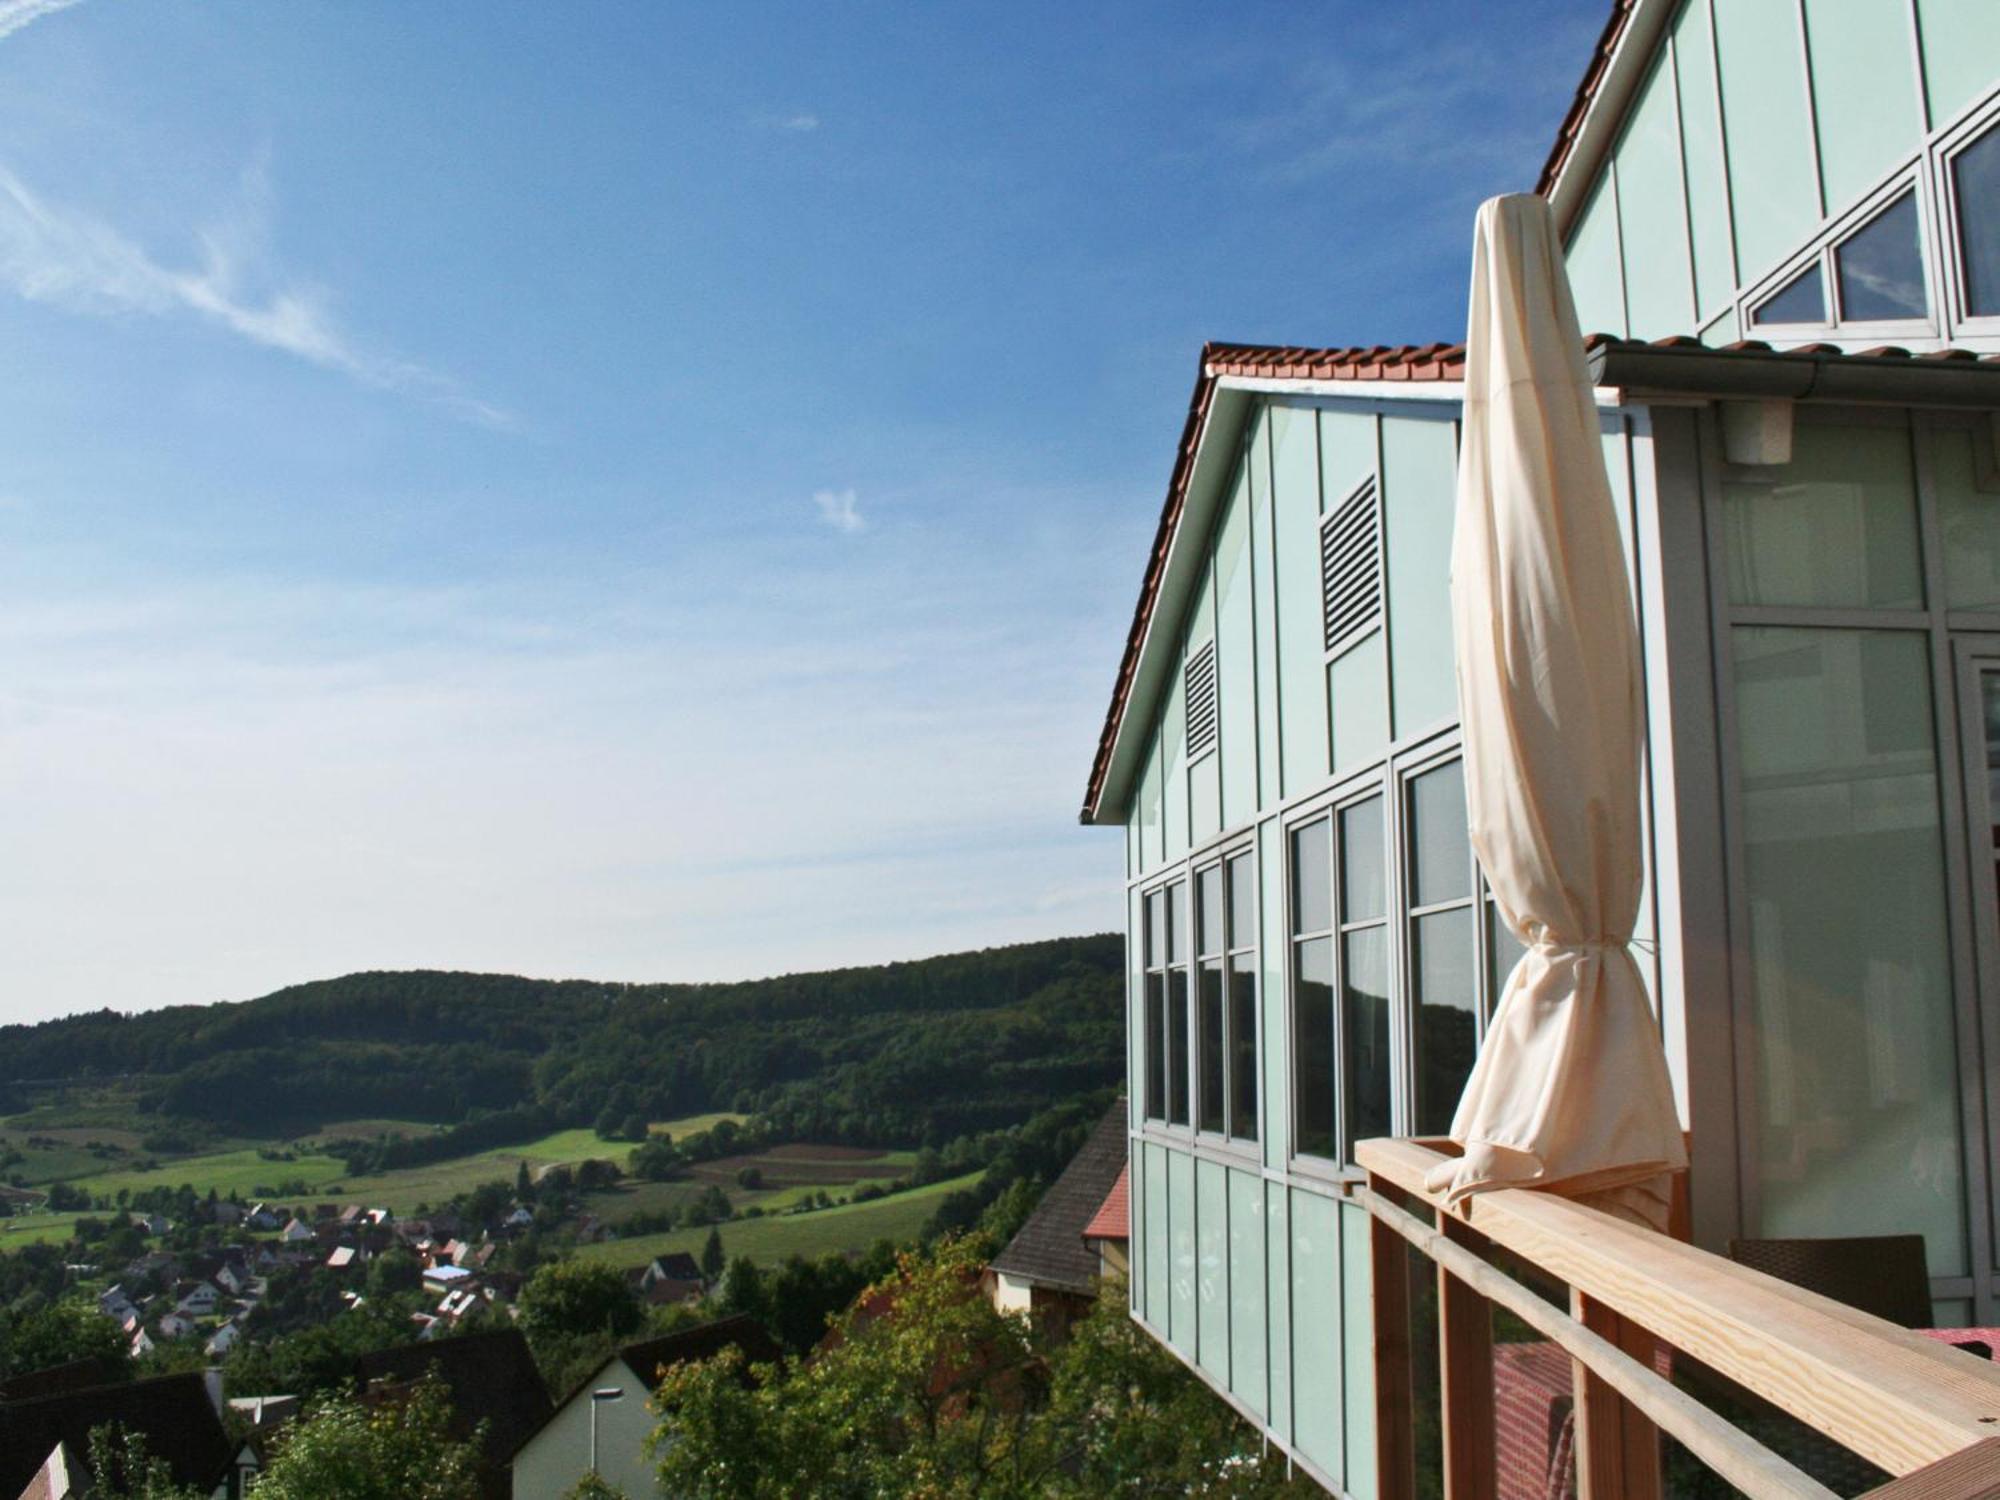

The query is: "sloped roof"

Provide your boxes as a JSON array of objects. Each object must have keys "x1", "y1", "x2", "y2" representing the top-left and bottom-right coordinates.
[
  {"x1": 0, "y1": 1372, "x2": 233, "y2": 1499},
  {"x1": 1081, "y1": 333, "x2": 2000, "y2": 824},
  {"x1": 355, "y1": 1327, "x2": 552, "y2": 1474},
  {"x1": 1081, "y1": 1163, "x2": 1129, "y2": 1244},
  {"x1": 989, "y1": 1100, "x2": 1129, "y2": 1295},
  {"x1": 1536, "y1": 0, "x2": 1638, "y2": 199},
  {"x1": 616, "y1": 1314, "x2": 783, "y2": 1391}
]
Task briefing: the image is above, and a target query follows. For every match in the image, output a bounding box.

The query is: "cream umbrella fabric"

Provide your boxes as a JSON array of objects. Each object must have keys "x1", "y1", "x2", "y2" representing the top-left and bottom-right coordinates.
[{"x1": 1421, "y1": 194, "x2": 1686, "y2": 1230}]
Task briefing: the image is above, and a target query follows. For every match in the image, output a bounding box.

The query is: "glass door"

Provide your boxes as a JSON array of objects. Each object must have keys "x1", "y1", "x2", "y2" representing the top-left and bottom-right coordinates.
[{"x1": 1954, "y1": 639, "x2": 2000, "y2": 1323}]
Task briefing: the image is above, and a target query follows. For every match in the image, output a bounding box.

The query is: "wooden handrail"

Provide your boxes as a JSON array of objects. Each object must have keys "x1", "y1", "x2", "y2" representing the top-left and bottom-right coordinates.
[{"x1": 1356, "y1": 1137, "x2": 2000, "y2": 1499}]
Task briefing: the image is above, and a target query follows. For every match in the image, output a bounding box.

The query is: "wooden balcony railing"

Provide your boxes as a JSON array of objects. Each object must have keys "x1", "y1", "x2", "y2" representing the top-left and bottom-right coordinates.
[{"x1": 1356, "y1": 1138, "x2": 2000, "y2": 1500}]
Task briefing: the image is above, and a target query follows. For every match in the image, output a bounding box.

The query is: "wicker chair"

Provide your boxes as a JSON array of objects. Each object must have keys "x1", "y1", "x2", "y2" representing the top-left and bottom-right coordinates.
[{"x1": 1726, "y1": 1234, "x2": 1932, "y2": 1328}]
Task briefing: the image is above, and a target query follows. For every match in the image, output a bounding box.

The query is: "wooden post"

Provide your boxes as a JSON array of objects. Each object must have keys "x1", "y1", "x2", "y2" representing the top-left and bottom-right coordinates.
[
  {"x1": 1438, "y1": 1212, "x2": 1496, "y2": 1500},
  {"x1": 1571, "y1": 1289, "x2": 1663, "y2": 1500},
  {"x1": 1371, "y1": 1176, "x2": 1416, "y2": 1500}
]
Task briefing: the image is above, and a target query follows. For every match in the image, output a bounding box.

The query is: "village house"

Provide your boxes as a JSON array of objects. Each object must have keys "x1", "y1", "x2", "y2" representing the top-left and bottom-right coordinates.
[
  {"x1": 987, "y1": 1101, "x2": 1129, "y2": 1331},
  {"x1": 1083, "y1": 2, "x2": 2000, "y2": 1492}
]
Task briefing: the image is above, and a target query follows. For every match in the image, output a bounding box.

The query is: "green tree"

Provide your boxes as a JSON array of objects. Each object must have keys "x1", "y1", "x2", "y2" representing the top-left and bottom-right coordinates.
[
  {"x1": 367, "y1": 1246, "x2": 422, "y2": 1299},
  {"x1": 700, "y1": 1228, "x2": 725, "y2": 1281},
  {"x1": 560, "y1": 1476, "x2": 631, "y2": 1500},
  {"x1": 249, "y1": 1376, "x2": 483, "y2": 1500},
  {"x1": 651, "y1": 1239, "x2": 1307, "y2": 1498},
  {"x1": 515, "y1": 1159, "x2": 533, "y2": 1203},
  {"x1": 84, "y1": 1424, "x2": 206, "y2": 1500},
  {"x1": 0, "y1": 1298, "x2": 126, "y2": 1380},
  {"x1": 518, "y1": 1260, "x2": 641, "y2": 1346},
  {"x1": 619, "y1": 1112, "x2": 649, "y2": 1142}
]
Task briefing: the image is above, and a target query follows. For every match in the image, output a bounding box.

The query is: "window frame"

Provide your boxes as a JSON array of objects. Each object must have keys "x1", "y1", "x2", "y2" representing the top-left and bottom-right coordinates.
[
  {"x1": 1936, "y1": 101, "x2": 2000, "y2": 341},
  {"x1": 1739, "y1": 169, "x2": 1941, "y2": 343},
  {"x1": 1398, "y1": 745, "x2": 1490, "y2": 1140}
]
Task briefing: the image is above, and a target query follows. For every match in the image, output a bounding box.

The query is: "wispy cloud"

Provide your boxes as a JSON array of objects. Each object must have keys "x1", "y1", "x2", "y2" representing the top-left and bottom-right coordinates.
[
  {"x1": 811, "y1": 487, "x2": 864, "y2": 533},
  {"x1": 753, "y1": 110, "x2": 820, "y2": 133},
  {"x1": 0, "y1": 157, "x2": 513, "y2": 428},
  {"x1": 0, "y1": 0, "x2": 81, "y2": 42}
]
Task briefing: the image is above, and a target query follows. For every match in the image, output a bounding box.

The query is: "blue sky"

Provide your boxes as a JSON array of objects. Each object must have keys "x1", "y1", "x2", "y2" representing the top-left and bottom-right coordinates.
[{"x1": 0, "y1": 0, "x2": 1606, "y2": 1022}]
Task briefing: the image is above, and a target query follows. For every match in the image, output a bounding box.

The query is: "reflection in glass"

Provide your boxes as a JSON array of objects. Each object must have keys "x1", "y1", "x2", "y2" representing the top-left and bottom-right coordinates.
[
  {"x1": 1752, "y1": 261, "x2": 1825, "y2": 325},
  {"x1": 1229, "y1": 959, "x2": 1258, "y2": 1141},
  {"x1": 1732, "y1": 626, "x2": 1966, "y2": 1276},
  {"x1": 1145, "y1": 889, "x2": 1163, "y2": 967},
  {"x1": 1227, "y1": 853, "x2": 1254, "y2": 949},
  {"x1": 1294, "y1": 937, "x2": 1335, "y2": 1159},
  {"x1": 1955, "y1": 122, "x2": 2000, "y2": 316},
  {"x1": 1167, "y1": 968, "x2": 1191, "y2": 1127},
  {"x1": 1340, "y1": 797, "x2": 1386, "y2": 922},
  {"x1": 1198, "y1": 960, "x2": 1225, "y2": 1133},
  {"x1": 1166, "y1": 882, "x2": 1186, "y2": 965},
  {"x1": 1197, "y1": 865, "x2": 1223, "y2": 957},
  {"x1": 1292, "y1": 819, "x2": 1330, "y2": 935},
  {"x1": 1344, "y1": 926, "x2": 1392, "y2": 1154},
  {"x1": 1145, "y1": 973, "x2": 1166, "y2": 1121},
  {"x1": 1414, "y1": 908, "x2": 1478, "y2": 1136},
  {"x1": 1722, "y1": 425, "x2": 1923, "y2": 610},
  {"x1": 1933, "y1": 426, "x2": 2000, "y2": 610},
  {"x1": 1410, "y1": 762, "x2": 1471, "y2": 907},
  {"x1": 1835, "y1": 193, "x2": 1926, "y2": 321}
]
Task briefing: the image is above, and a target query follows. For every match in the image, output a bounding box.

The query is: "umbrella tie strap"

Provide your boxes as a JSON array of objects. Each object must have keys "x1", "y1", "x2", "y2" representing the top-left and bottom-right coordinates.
[{"x1": 1531, "y1": 935, "x2": 1628, "y2": 955}]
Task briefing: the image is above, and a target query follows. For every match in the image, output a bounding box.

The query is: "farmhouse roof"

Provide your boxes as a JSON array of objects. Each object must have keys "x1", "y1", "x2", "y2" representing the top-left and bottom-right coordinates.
[
  {"x1": 989, "y1": 1100, "x2": 1128, "y2": 1295},
  {"x1": 614, "y1": 1314, "x2": 783, "y2": 1392},
  {"x1": 355, "y1": 1329, "x2": 551, "y2": 1496},
  {"x1": 1081, "y1": 1164, "x2": 1129, "y2": 1244}
]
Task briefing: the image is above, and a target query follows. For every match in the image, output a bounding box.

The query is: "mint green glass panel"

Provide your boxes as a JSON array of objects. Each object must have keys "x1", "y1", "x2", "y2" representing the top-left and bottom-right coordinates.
[
  {"x1": 1807, "y1": 0, "x2": 1924, "y2": 213},
  {"x1": 1127, "y1": 1142, "x2": 1143, "y2": 1315},
  {"x1": 1217, "y1": 474, "x2": 1258, "y2": 830},
  {"x1": 1259, "y1": 820, "x2": 1288, "y2": 1166},
  {"x1": 1196, "y1": 1159, "x2": 1228, "y2": 1381},
  {"x1": 1722, "y1": 423, "x2": 1922, "y2": 609},
  {"x1": 1731, "y1": 627, "x2": 1967, "y2": 1278},
  {"x1": 1616, "y1": 55, "x2": 1697, "y2": 338},
  {"x1": 1274, "y1": 404, "x2": 1330, "y2": 797},
  {"x1": 1290, "y1": 1189, "x2": 1344, "y2": 1479},
  {"x1": 1714, "y1": 0, "x2": 1821, "y2": 282},
  {"x1": 1129, "y1": 887, "x2": 1144, "y2": 1144},
  {"x1": 1675, "y1": 1, "x2": 1739, "y2": 316},
  {"x1": 1383, "y1": 416, "x2": 1460, "y2": 739},
  {"x1": 1143, "y1": 1142, "x2": 1168, "y2": 1330},
  {"x1": 1188, "y1": 561, "x2": 1217, "y2": 652},
  {"x1": 1228, "y1": 1168, "x2": 1267, "y2": 1418},
  {"x1": 1249, "y1": 419, "x2": 1283, "y2": 810},
  {"x1": 1168, "y1": 1148, "x2": 1197, "y2": 1356},
  {"x1": 1602, "y1": 425, "x2": 1635, "y2": 574},
  {"x1": 1265, "y1": 1182, "x2": 1291, "y2": 1439},
  {"x1": 1916, "y1": 0, "x2": 2000, "y2": 128},
  {"x1": 1341, "y1": 1201, "x2": 1376, "y2": 1500},
  {"x1": 1933, "y1": 425, "x2": 2000, "y2": 608},
  {"x1": 1565, "y1": 176, "x2": 1628, "y2": 336},
  {"x1": 1329, "y1": 630, "x2": 1390, "y2": 776},
  {"x1": 1126, "y1": 813, "x2": 1138, "y2": 880},
  {"x1": 1319, "y1": 408, "x2": 1376, "y2": 517},
  {"x1": 1138, "y1": 734, "x2": 1162, "y2": 875},
  {"x1": 1700, "y1": 307, "x2": 1740, "y2": 346},
  {"x1": 1164, "y1": 668, "x2": 1189, "y2": 862}
]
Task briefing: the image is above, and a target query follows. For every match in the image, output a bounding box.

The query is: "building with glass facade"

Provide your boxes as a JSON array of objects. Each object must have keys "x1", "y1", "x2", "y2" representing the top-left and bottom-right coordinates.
[{"x1": 1079, "y1": 4, "x2": 2000, "y2": 1493}]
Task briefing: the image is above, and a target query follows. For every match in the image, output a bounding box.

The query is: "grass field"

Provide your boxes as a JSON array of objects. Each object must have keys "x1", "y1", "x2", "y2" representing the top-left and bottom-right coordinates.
[
  {"x1": 19, "y1": 1113, "x2": 749, "y2": 1217},
  {"x1": 573, "y1": 1171, "x2": 981, "y2": 1270},
  {"x1": 0, "y1": 1211, "x2": 88, "y2": 1249}
]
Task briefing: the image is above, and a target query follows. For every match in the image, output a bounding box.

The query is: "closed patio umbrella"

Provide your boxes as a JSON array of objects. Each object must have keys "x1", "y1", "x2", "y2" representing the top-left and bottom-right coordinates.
[{"x1": 1422, "y1": 194, "x2": 1685, "y2": 1230}]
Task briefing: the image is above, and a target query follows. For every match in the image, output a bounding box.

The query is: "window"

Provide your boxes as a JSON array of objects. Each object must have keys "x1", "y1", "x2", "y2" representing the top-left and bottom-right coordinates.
[
  {"x1": 1142, "y1": 884, "x2": 1189, "y2": 1126},
  {"x1": 1226, "y1": 852, "x2": 1258, "y2": 1141},
  {"x1": 1143, "y1": 856, "x2": 1258, "y2": 1143},
  {"x1": 1834, "y1": 193, "x2": 1926, "y2": 322},
  {"x1": 1166, "y1": 880, "x2": 1189, "y2": 1127},
  {"x1": 1953, "y1": 119, "x2": 2000, "y2": 318},
  {"x1": 1752, "y1": 261, "x2": 1824, "y2": 326},
  {"x1": 1291, "y1": 817, "x2": 1335, "y2": 1159},
  {"x1": 1196, "y1": 864, "x2": 1225, "y2": 1133},
  {"x1": 1339, "y1": 796, "x2": 1391, "y2": 1155},
  {"x1": 1408, "y1": 762, "x2": 1477, "y2": 1137},
  {"x1": 1143, "y1": 889, "x2": 1167, "y2": 1121}
]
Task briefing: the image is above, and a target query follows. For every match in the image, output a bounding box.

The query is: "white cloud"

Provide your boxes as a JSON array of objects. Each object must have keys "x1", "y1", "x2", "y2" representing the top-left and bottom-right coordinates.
[
  {"x1": 0, "y1": 158, "x2": 513, "y2": 428},
  {"x1": 811, "y1": 487, "x2": 864, "y2": 533},
  {"x1": 753, "y1": 111, "x2": 820, "y2": 133},
  {"x1": 0, "y1": 0, "x2": 81, "y2": 42}
]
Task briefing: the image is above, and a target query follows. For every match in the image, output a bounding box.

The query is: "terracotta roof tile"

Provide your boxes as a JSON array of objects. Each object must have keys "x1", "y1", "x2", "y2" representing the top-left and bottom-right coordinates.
[
  {"x1": 1081, "y1": 1164, "x2": 1129, "y2": 1244},
  {"x1": 1536, "y1": 0, "x2": 1638, "y2": 198}
]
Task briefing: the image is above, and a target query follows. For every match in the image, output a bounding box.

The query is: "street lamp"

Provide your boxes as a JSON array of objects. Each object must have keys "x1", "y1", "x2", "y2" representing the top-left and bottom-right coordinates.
[{"x1": 588, "y1": 1386, "x2": 625, "y2": 1474}]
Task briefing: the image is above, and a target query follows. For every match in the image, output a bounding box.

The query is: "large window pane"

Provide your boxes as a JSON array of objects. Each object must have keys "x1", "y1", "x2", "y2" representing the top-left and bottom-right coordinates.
[
  {"x1": 1197, "y1": 865, "x2": 1224, "y2": 957},
  {"x1": 1145, "y1": 889, "x2": 1163, "y2": 967},
  {"x1": 1343, "y1": 926, "x2": 1393, "y2": 1153},
  {"x1": 1145, "y1": 974, "x2": 1166, "y2": 1121},
  {"x1": 1198, "y1": 960, "x2": 1226, "y2": 1134},
  {"x1": 1487, "y1": 899, "x2": 1528, "y2": 1015},
  {"x1": 1230, "y1": 958, "x2": 1258, "y2": 1141},
  {"x1": 1722, "y1": 424, "x2": 1923, "y2": 610},
  {"x1": 1293, "y1": 937, "x2": 1335, "y2": 1159},
  {"x1": 1292, "y1": 818, "x2": 1330, "y2": 935},
  {"x1": 1166, "y1": 881, "x2": 1186, "y2": 965},
  {"x1": 1410, "y1": 761, "x2": 1471, "y2": 907},
  {"x1": 1834, "y1": 192, "x2": 1926, "y2": 322},
  {"x1": 1751, "y1": 261, "x2": 1825, "y2": 326},
  {"x1": 1933, "y1": 425, "x2": 2000, "y2": 610},
  {"x1": 1413, "y1": 908, "x2": 1478, "y2": 1136},
  {"x1": 1340, "y1": 796, "x2": 1386, "y2": 922},
  {"x1": 1227, "y1": 852, "x2": 1254, "y2": 949},
  {"x1": 1955, "y1": 121, "x2": 2000, "y2": 317},
  {"x1": 1167, "y1": 967, "x2": 1191, "y2": 1127},
  {"x1": 1731, "y1": 626, "x2": 1967, "y2": 1277}
]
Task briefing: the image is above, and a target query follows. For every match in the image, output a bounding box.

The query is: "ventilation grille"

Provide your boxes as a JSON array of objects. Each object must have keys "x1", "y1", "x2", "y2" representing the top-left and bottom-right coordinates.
[
  {"x1": 1321, "y1": 479, "x2": 1382, "y2": 653},
  {"x1": 1184, "y1": 640, "x2": 1218, "y2": 761}
]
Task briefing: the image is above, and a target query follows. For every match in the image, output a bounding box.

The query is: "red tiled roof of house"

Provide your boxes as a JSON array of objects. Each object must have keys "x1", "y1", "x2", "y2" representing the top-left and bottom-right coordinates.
[
  {"x1": 1081, "y1": 1163, "x2": 1129, "y2": 1244},
  {"x1": 1079, "y1": 333, "x2": 2000, "y2": 824},
  {"x1": 1536, "y1": 0, "x2": 1638, "y2": 198}
]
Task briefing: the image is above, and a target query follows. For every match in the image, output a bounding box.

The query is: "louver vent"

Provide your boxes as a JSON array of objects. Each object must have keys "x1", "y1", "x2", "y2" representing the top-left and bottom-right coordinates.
[
  {"x1": 1321, "y1": 479, "x2": 1382, "y2": 653},
  {"x1": 1184, "y1": 640, "x2": 1218, "y2": 761}
]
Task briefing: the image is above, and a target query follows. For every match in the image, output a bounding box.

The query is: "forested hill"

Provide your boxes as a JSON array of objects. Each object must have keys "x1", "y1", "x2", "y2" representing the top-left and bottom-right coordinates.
[{"x1": 0, "y1": 935, "x2": 1124, "y2": 1145}]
